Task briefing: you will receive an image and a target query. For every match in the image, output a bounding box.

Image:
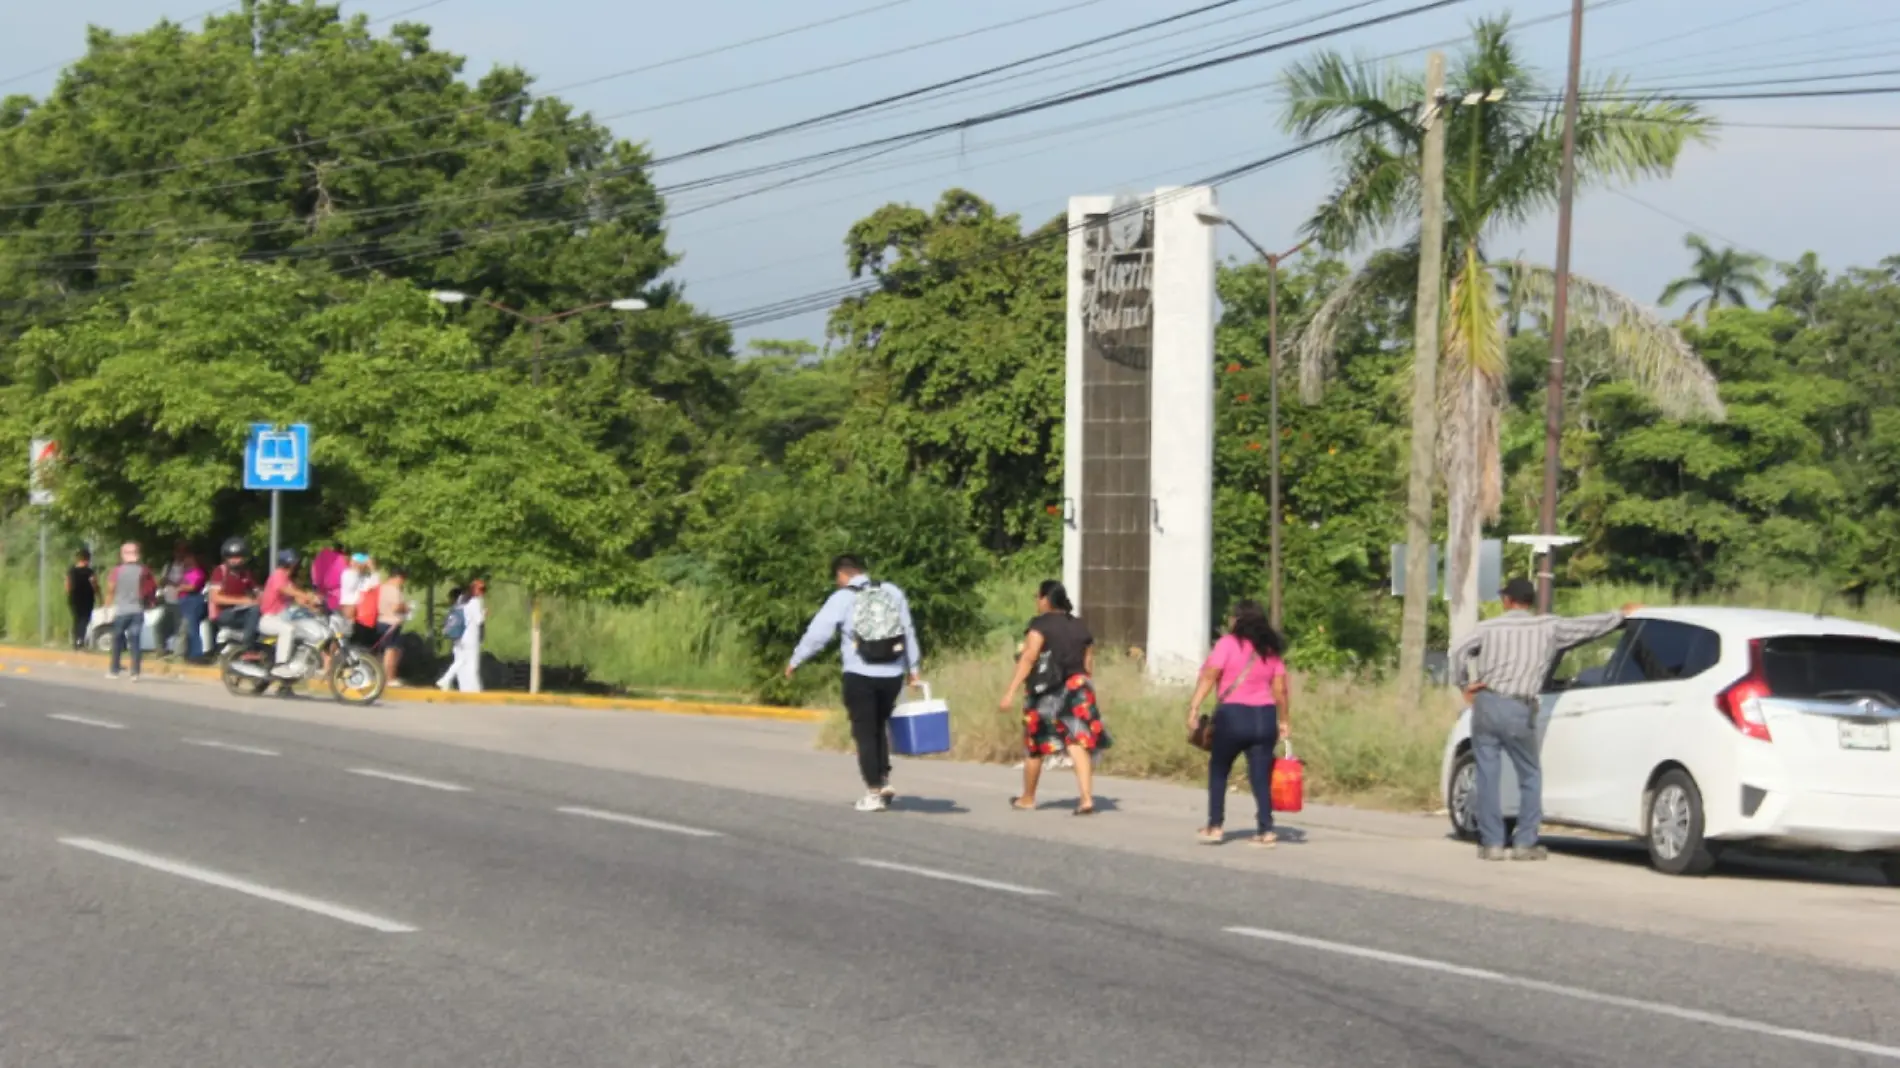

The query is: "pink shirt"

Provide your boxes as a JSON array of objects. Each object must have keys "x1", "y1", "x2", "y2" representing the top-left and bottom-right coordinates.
[
  {"x1": 1202, "y1": 634, "x2": 1286, "y2": 707},
  {"x1": 259, "y1": 571, "x2": 292, "y2": 616}
]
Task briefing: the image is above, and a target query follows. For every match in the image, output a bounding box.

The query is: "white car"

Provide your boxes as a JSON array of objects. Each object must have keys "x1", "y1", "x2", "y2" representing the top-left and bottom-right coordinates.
[{"x1": 1440, "y1": 607, "x2": 1900, "y2": 881}]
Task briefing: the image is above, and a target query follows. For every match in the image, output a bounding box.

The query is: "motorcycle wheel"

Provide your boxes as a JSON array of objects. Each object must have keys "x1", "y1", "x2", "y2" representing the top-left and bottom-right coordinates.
[
  {"x1": 218, "y1": 645, "x2": 270, "y2": 696},
  {"x1": 329, "y1": 647, "x2": 386, "y2": 705}
]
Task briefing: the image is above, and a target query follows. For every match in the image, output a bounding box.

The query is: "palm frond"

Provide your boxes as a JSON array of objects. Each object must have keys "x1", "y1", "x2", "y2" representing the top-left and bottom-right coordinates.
[
  {"x1": 1506, "y1": 261, "x2": 1724, "y2": 420},
  {"x1": 1290, "y1": 262, "x2": 1384, "y2": 404},
  {"x1": 1444, "y1": 243, "x2": 1507, "y2": 380}
]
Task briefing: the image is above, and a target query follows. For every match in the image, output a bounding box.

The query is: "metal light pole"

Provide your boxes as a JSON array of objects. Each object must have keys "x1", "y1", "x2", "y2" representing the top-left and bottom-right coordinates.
[
  {"x1": 429, "y1": 289, "x2": 648, "y2": 694},
  {"x1": 1537, "y1": 0, "x2": 1587, "y2": 614},
  {"x1": 1196, "y1": 209, "x2": 1307, "y2": 632}
]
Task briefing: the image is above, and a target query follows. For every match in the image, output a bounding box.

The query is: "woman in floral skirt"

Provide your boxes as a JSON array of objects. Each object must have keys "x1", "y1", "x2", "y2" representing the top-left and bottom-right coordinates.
[{"x1": 998, "y1": 580, "x2": 1111, "y2": 815}]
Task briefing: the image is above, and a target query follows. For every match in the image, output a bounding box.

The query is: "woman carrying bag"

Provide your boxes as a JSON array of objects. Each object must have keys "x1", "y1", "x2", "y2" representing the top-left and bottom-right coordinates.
[{"x1": 1185, "y1": 600, "x2": 1290, "y2": 847}]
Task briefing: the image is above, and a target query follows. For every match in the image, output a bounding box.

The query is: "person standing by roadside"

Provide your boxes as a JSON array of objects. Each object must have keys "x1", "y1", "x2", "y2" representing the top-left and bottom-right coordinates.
[
  {"x1": 1449, "y1": 578, "x2": 1639, "y2": 861},
  {"x1": 158, "y1": 541, "x2": 192, "y2": 657},
  {"x1": 436, "y1": 579, "x2": 486, "y2": 693},
  {"x1": 336, "y1": 553, "x2": 372, "y2": 636},
  {"x1": 786, "y1": 555, "x2": 922, "y2": 812},
  {"x1": 176, "y1": 549, "x2": 209, "y2": 662},
  {"x1": 998, "y1": 581, "x2": 1107, "y2": 815},
  {"x1": 1186, "y1": 600, "x2": 1290, "y2": 847},
  {"x1": 104, "y1": 542, "x2": 155, "y2": 681},
  {"x1": 375, "y1": 567, "x2": 412, "y2": 686},
  {"x1": 64, "y1": 548, "x2": 99, "y2": 650}
]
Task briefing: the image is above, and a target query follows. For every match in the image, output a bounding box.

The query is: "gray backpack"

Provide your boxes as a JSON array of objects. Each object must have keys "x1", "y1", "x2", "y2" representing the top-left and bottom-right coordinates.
[{"x1": 849, "y1": 582, "x2": 907, "y2": 664}]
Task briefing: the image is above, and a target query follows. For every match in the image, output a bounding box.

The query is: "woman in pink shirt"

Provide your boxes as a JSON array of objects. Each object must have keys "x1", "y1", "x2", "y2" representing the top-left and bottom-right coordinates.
[{"x1": 1185, "y1": 600, "x2": 1290, "y2": 846}]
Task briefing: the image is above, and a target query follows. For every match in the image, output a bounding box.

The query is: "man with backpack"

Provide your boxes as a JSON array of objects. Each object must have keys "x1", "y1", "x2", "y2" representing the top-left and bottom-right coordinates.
[{"x1": 786, "y1": 555, "x2": 922, "y2": 812}]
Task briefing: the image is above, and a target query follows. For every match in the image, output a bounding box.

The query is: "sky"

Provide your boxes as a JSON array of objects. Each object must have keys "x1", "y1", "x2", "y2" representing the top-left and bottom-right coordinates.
[{"x1": 4, "y1": 0, "x2": 1898, "y2": 347}]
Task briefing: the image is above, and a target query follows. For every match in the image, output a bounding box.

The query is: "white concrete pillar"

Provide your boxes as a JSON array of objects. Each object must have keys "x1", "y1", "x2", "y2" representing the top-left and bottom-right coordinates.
[{"x1": 1144, "y1": 185, "x2": 1217, "y2": 681}]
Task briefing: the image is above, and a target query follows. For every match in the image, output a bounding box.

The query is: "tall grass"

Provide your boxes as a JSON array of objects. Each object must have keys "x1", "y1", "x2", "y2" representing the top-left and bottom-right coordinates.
[{"x1": 817, "y1": 641, "x2": 1458, "y2": 808}]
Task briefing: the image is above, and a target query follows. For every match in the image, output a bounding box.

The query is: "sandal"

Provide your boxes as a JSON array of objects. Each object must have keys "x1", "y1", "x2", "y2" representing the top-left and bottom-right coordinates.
[
  {"x1": 1251, "y1": 832, "x2": 1278, "y2": 848},
  {"x1": 1009, "y1": 797, "x2": 1037, "y2": 811},
  {"x1": 1197, "y1": 826, "x2": 1223, "y2": 845},
  {"x1": 1072, "y1": 803, "x2": 1096, "y2": 817}
]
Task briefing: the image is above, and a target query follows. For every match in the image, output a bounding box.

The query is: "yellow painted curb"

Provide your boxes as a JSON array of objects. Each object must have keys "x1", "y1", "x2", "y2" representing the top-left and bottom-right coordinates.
[{"x1": 0, "y1": 643, "x2": 824, "y2": 723}]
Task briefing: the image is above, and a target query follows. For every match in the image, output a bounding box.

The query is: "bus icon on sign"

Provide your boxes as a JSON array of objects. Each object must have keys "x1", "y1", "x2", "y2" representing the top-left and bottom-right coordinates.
[
  {"x1": 256, "y1": 431, "x2": 299, "y2": 480},
  {"x1": 244, "y1": 423, "x2": 311, "y2": 491}
]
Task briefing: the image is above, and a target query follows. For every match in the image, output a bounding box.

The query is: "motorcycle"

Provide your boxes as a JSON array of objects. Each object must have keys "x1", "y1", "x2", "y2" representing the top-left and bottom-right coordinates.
[{"x1": 216, "y1": 612, "x2": 385, "y2": 705}]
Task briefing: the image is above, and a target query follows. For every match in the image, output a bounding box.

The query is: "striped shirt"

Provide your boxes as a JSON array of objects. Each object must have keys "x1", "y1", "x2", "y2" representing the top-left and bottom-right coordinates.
[{"x1": 1448, "y1": 609, "x2": 1625, "y2": 700}]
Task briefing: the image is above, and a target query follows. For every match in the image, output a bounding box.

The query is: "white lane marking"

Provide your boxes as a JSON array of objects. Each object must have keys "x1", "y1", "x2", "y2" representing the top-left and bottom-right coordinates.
[
  {"x1": 851, "y1": 858, "x2": 1051, "y2": 896},
  {"x1": 557, "y1": 806, "x2": 723, "y2": 838},
  {"x1": 1227, "y1": 927, "x2": 1900, "y2": 1061},
  {"x1": 59, "y1": 837, "x2": 417, "y2": 934},
  {"x1": 345, "y1": 767, "x2": 470, "y2": 792},
  {"x1": 182, "y1": 738, "x2": 280, "y2": 757},
  {"x1": 48, "y1": 713, "x2": 126, "y2": 730}
]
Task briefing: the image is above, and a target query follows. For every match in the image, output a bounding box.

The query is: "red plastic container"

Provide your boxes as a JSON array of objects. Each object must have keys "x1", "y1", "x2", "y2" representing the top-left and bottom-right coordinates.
[{"x1": 1270, "y1": 744, "x2": 1304, "y2": 813}]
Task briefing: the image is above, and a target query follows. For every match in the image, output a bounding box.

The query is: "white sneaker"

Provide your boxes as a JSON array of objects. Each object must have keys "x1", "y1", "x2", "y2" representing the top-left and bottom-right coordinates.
[
  {"x1": 879, "y1": 785, "x2": 896, "y2": 802},
  {"x1": 854, "y1": 792, "x2": 889, "y2": 813}
]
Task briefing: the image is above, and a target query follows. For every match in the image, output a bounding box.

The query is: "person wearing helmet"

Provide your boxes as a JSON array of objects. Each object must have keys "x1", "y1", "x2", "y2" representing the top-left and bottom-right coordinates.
[
  {"x1": 258, "y1": 549, "x2": 326, "y2": 678},
  {"x1": 208, "y1": 537, "x2": 261, "y2": 648}
]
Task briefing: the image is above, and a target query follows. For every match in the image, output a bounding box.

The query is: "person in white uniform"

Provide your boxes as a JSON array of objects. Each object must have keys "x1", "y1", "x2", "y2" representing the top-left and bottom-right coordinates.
[{"x1": 437, "y1": 579, "x2": 486, "y2": 692}]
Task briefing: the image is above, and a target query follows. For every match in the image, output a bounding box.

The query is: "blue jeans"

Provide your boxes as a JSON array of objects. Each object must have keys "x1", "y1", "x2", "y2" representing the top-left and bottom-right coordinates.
[
  {"x1": 110, "y1": 612, "x2": 143, "y2": 676},
  {"x1": 1471, "y1": 690, "x2": 1543, "y2": 849},
  {"x1": 179, "y1": 594, "x2": 208, "y2": 660},
  {"x1": 1207, "y1": 703, "x2": 1278, "y2": 834}
]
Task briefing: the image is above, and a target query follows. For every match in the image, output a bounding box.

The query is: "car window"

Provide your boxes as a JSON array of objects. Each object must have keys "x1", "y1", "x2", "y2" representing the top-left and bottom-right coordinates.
[
  {"x1": 1611, "y1": 620, "x2": 1721, "y2": 684},
  {"x1": 1761, "y1": 635, "x2": 1900, "y2": 705},
  {"x1": 1546, "y1": 628, "x2": 1628, "y2": 692}
]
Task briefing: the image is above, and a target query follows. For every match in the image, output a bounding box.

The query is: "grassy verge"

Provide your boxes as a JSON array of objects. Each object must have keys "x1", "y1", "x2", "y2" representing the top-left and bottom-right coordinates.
[{"x1": 817, "y1": 643, "x2": 1459, "y2": 810}]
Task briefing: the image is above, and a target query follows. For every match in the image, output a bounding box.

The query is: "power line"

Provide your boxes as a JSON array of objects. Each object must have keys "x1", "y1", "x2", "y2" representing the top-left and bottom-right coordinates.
[
  {"x1": 1590, "y1": 0, "x2": 1823, "y2": 64},
  {"x1": 1605, "y1": 189, "x2": 1774, "y2": 262},
  {"x1": 2, "y1": 0, "x2": 1465, "y2": 244},
  {"x1": 0, "y1": 0, "x2": 929, "y2": 197}
]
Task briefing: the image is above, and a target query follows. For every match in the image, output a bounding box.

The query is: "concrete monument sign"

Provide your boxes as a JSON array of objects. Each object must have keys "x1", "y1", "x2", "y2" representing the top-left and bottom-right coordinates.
[{"x1": 1062, "y1": 187, "x2": 1217, "y2": 680}]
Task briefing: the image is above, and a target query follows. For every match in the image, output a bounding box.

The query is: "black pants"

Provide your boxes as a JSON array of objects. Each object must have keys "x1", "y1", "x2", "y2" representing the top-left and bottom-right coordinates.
[
  {"x1": 842, "y1": 673, "x2": 905, "y2": 789},
  {"x1": 70, "y1": 601, "x2": 93, "y2": 649}
]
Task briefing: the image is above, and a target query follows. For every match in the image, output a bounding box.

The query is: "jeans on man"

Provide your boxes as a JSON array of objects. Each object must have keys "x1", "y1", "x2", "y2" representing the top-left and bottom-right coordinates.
[
  {"x1": 842, "y1": 673, "x2": 905, "y2": 789},
  {"x1": 179, "y1": 593, "x2": 208, "y2": 660},
  {"x1": 1471, "y1": 689, "x2": 1544, "y2": 850},
  {"x1": 219, "y1": 605, "x2": 260, "y2": 648},
  {"x1": 110, "y1": 612, "x2": 143, "y2": 677}
]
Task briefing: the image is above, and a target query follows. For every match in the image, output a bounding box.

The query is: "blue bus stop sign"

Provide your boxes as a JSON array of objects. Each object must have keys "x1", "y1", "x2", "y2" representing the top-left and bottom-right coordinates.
[{"x1": 244, "y1": 423, "x2": 310, "y2": 491}]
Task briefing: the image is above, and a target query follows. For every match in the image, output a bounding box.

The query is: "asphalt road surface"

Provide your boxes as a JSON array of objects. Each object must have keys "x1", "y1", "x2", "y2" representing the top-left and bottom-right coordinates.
[{"x1": 2, "y1": 673, "x2": 1897, "y2": 1067}]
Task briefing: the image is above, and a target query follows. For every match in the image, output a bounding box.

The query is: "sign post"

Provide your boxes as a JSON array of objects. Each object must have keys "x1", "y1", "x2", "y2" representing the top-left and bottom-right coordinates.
[
  {"x1": 243, "y1": 424, "x2": 311, "y2": 565},
  {"x1": 30, "y1": 439, "x2": 57, "y2": 647}
]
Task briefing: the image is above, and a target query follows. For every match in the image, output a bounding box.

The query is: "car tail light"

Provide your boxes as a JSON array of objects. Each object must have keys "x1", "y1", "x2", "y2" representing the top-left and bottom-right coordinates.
[{"x1": 1716, "y1": 638, "x2": 1773, "y2": 742}]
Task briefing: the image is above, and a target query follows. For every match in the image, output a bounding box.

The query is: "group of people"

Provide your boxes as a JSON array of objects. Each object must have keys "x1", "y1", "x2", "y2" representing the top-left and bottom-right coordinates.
[
  {"x1": 65, "y1": 535, "x2": 487, "y2": 694},
  {"x1": 788, "y1": 555, "x2": 1294, "y2": 841}
]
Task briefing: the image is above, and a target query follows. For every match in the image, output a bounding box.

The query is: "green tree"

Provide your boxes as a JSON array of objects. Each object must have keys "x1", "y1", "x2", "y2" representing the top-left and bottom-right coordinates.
[
  {"x1": 823, "y1": 190, "x2": 1066, "y2": 554},
  {"x1": 1659, "y1": 234, "x2": 1771, "y2": 320},
  {"x1": 1279, "y1": 14, "x2": 1722, "y2": 646},
  {"x1": 0, "y1": 256, "x2": 649, "y2": 596},
  {"x1": 1772, "y1": 251, "x2": 1828, "y2": 323},
  {"x1": 709, "y1": 471, "x2": 989, "y2": 702}
]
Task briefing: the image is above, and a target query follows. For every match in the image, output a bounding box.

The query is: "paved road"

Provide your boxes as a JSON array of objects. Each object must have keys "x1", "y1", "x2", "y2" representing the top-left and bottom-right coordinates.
[{"x1": 2, "y1": 673, "x2": 1897, "y2": 1067}]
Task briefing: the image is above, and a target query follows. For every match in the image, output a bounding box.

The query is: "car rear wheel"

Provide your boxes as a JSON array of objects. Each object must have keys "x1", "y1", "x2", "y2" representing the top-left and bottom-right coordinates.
[{"x1": 1647, "y1": 769, "x2": 1718, "y2": 876}]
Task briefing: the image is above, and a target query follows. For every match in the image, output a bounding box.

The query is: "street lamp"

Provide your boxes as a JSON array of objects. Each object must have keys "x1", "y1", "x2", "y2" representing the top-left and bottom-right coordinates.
[
  {"x1": 428, "y1": 290, "x2": 648, "y2": 386},
  {"x1": 430, "y1": 287, "x2": 648, "y2": 694},
  {"x1": 1197, "y1": 206, "x2": 1308, "y2": 633}
]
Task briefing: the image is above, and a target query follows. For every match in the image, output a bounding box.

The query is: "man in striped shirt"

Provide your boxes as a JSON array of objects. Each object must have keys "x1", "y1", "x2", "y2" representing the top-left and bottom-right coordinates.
[{"x1": 1449, "y1": 578, "x2": 1638, "y2": 861}]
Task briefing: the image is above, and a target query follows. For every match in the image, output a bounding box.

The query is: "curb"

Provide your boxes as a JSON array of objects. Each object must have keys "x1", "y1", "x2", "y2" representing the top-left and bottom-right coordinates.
[{"x1": 0, "y1": 644, "x2": 825, "y2": 724}]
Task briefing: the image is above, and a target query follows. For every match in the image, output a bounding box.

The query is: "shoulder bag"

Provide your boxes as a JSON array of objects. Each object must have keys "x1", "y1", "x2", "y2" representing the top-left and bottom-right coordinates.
[{"x1": 1188, "y1": 650, "x2": 1259, "y2": 752}]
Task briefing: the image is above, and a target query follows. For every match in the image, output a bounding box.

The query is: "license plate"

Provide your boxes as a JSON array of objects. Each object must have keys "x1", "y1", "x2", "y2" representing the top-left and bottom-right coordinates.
[{"x1": 1838, "y1": 720, "x2": 1891, "y2": 751}]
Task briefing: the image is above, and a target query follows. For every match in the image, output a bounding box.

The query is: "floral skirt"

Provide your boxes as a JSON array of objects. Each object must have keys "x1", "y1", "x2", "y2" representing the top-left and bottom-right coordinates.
[{"x1": 1024, "y1": 675, "x2": 1112, "y2": 755}]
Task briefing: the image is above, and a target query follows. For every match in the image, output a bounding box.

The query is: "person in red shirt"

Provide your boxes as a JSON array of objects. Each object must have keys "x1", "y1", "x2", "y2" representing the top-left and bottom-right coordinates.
[
  {"x1": 258, "y1": 550, "x2": 325, "y2": 676},
  {"x1": 208, "y1": 537, "x2": 261, "y2": 647}
]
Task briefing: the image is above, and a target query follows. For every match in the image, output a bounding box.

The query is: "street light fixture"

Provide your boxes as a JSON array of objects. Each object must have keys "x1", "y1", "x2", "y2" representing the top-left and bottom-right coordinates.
[
  {"x1": 1197, "y1": 206, "x2": 1308, "y2": 633},
  {"x1": 428, "y1": 285, "x2": 649, "y2": 695}
]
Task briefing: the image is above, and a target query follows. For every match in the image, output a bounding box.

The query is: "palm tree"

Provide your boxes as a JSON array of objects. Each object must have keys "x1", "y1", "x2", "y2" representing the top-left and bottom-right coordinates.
[
  {"x1": 1659, "y1": 234, "x2": 1771, "y2": 320},
  {"x1": 1282, "y1": 15, "x2": 1726, "y2": 650},
  {"x1": 1771, "y1": 251, "x2": 1827, "y2": 323}
]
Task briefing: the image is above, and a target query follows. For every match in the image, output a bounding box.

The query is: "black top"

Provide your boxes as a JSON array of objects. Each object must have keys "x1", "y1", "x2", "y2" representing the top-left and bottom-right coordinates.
[
  {"x1": 67, "y1": 565, "x2": 96, "y2": 606},
  {"x1": 1028, "y1": 612, "x2": 1094, "y2": 682}
]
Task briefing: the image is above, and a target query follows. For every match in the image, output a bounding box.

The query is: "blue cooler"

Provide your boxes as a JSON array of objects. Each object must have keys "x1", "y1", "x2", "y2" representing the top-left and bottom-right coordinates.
[{"x1": 888, "y1": 684, "x2": 951, "y2": 757}]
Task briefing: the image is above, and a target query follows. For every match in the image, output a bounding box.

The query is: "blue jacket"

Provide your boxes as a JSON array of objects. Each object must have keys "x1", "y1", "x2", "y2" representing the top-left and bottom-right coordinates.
[{"x1": 788, "y1": 576, "x2": 921, "y2": 679}]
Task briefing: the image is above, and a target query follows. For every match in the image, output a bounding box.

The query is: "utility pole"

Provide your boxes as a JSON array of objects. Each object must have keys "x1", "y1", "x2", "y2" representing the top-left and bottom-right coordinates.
[
  {"x1": 1538, "y1": 0, "x2": 1587, "y2": 615},
  {"x1": 1397, "y1": 52, "x2": 1448, "y2": 713}
]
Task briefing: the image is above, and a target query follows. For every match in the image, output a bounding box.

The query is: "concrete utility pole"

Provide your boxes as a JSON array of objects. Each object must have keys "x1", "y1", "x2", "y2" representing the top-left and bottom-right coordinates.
[
  {"x1": 1397, "y1": 52, "x2": 1448, "y2": 713},
  {"x1": 1538, "y1": 0, "x2": 1587, "y2": 614}
]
